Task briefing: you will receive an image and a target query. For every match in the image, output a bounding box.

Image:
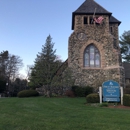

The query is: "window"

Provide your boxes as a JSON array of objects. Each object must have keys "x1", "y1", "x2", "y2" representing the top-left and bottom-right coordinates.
[
  {"x1": 84, "y1": 44, "x2": 100, "y2": 67},
  {"x1": 84, "y1": 17, "x2": 88, "y2": 24},
  {"x1": 110, "y1": 26, "x2": 113, "y2": 33},
  {"x1": 89, "y1": 17, "x2": 94, "y2": 24}
]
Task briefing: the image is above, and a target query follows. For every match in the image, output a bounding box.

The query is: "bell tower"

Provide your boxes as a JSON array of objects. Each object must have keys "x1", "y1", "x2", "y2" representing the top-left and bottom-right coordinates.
[{"x1": 68, "y1": 0, "x2": 125, "y2": 88}]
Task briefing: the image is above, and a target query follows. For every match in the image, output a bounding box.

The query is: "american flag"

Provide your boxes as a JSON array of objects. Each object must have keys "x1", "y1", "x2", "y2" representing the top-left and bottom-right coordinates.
[{"x1": 94, "y1": 16, "x2": 104, "y2": 24}]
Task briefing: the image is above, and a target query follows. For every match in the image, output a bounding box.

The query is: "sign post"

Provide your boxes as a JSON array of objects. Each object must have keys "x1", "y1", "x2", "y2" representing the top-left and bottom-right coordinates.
[
  {"x1": 102, "y1": 80, "x2": 120, "y2": 102},
  {"x1": 99, "y1": 87, "x2": 102, "y2": 104},
  {"x1": 120, "y1": 87, "x2": 123, "y2": 105}
]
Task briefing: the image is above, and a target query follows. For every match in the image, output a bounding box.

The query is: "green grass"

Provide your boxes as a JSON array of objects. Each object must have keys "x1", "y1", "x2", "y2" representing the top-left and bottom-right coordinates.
[{"x1": 0, "y1": 97, "x2": 130, "y2": 130}]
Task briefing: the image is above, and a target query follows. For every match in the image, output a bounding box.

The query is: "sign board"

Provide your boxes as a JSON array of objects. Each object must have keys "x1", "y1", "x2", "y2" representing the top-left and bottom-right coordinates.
[
  {"x1": 102, "y1": 80, "x2": 120, "y2": 102},
  {"x1": 103, "y1": 97, "x2": 120, "y2": 102}
]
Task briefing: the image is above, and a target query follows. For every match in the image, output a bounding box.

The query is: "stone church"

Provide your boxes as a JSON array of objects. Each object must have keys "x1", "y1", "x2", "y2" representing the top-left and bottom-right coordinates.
[{"x1": 58, "y1": 0, "x2": 125, "y2": 88}]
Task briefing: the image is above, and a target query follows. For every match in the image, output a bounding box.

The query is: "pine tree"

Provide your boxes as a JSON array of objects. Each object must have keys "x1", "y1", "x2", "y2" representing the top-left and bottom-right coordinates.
[
  {"x1": 30, "y1": 35, "x2": 61, "y2": 96},
  {"x1": 120, "y1": 30, "x2": 130, "y2": 62}
]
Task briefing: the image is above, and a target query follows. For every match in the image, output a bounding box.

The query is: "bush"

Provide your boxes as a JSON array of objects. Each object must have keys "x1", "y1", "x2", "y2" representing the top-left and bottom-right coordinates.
[
  {"x1": 125, "y1": 83, "x2": 130, "y2": 88},
  {"x1": 71, "y1": 85, "x2": 78, "y2": 94},
  {"x1": 123, "y1": 94, "x2": 130, "y2": 106},
  {"x1": 0, "y1": 79, "x2": 6, "y2": 93},
  {"x1": 86, "y1": 93, "x2": 99, "y2": 103},
  {"x1": 99, "y1": 102, "x2": 108, "y2": 107},
  {"x1": 124, "y1": 88, "x2": 130, "y2": 94},
  {"x1": 73, "y1": 86, "x2": 93, "y2": 97},
  {"x1": 75, "y1": 87, "x2": 85, "y2": 97},
  {"x1": 17, "y1": 90, "x2": 39, "y2": 98},
  {"x1": 65, "y1": 90, "x2": 75, "y2": 97},
  {"x1": 84, "y1": 86, "x2": 94, "y2": 96}
]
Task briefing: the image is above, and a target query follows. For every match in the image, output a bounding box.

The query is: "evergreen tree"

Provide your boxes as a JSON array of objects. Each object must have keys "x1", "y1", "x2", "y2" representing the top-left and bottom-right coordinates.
[
  {"x1": 30, "y1": 35, "x2": 62, "y2": 95},
  {"x1": 120, "y1": 30, "x2": 130, "y2": 62}
]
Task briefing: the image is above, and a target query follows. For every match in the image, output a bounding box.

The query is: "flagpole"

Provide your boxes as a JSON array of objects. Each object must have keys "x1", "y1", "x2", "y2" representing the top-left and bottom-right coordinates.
[{"x1": 91, "y1": 8, "x2": 96, "y2": 24}]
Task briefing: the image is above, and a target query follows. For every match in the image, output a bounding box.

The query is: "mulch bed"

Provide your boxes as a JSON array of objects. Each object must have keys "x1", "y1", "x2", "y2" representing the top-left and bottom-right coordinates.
[{"x1": 108, "y1": 105, "x2": 130, "y2": 109}]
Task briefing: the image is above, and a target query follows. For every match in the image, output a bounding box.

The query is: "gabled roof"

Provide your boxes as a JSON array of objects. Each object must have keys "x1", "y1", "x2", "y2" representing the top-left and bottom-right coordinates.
[
  {"x1": 123, "y1": 62, "x2": 130, "y2": 79},
  {"x1": 72, "y1": 0, "x2": 121, "y2": 30},
  {"x1": 109, "y1": 15, "x2": 121, "y2": 25},
  {"x1": 74, "y1": 0, "x2": 112, "y2": 14}
]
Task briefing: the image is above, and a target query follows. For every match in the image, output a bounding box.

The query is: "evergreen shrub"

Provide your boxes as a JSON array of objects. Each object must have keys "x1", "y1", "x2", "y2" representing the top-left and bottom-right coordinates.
[
  {"x1": 17, "y1": 90, "x2": 39, "y2": 98},
  {"x1": 99, "y1": 102, "x2": 108, "y2": 107},
  {"x1": 65, "y1": 90, "x2": 75, "y2": 97},
  {"x1": 125, "y1": 83, "x2": 130, "y2": 88},
  {"x1": 86, "y1": 93, "x2": 99, "y2": 103},
  {"x1": 123, "y1": 88, "x2": 130, "y2": 94},
  {"x1": 123, "y1": 94, "x2": 130, "y2": 106},
  {"x1": 73, "y1": 86, "x2": 93, "y2": 97},
  {"x1": 0, "y1": 79, "x2": 6, "y2": 93},
  {"x1": 71, "y1": 85, "x2": 78, "y2": 94}
]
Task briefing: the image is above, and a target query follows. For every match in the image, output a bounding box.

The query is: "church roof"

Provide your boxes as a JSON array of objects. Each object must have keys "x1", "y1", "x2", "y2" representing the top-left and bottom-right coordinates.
[
  {"x1": 74, "y1": 0, "x2": 112, "y2": 14},
  {"x1": 109, "y1": 15, "x2": 121, "y2": 25},
  {"x1": 72, "y1": 0, "x2": 121, "y2": 29}
]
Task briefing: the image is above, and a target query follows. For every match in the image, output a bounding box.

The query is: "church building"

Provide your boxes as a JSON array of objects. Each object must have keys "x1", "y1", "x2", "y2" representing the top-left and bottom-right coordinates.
[{"x1": 59, "y1": 0, "x2": 125, "y2": 88}]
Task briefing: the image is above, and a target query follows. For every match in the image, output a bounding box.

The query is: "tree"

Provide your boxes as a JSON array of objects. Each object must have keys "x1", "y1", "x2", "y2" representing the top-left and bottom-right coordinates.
[
  {"x1": 25, "y1": 65, "x2": 33, "y2": 80},
  {"x1": 11, "y1": 78, "x2": 28, "y2": 96},
  {"x1": 120, "y1": 30, "x2": 130, "y2": 62},
  {"x1": 0, "y1": 79, "x2": 6, "y2": 93},
  {"x1": 0, "y1": 51, "x2": 9, "y2": 78},
  {"x1": 6, "y1": 54, "x2": 23, "y2": 80},
  {"x1": 0, "y1": 51, "x2": 23, "y2": 80},
  {"x1": 29, "y1": 35, "x2": 62, "y2": 96},
  {"x1": 51, "y1": 67, "x2": 75, "y2": 95},
  {"x1": 0, "y1": 50, "x2": 23, "y2": 93}
]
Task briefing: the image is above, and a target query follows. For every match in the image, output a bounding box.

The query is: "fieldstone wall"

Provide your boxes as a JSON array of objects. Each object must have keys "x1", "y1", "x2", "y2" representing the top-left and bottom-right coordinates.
[
  {"x1": 68, "y1": 14, "x2": 125, "y2": 88},
  {"x1": 36, "y1": 85, "x2": 70, "y2": 96}
]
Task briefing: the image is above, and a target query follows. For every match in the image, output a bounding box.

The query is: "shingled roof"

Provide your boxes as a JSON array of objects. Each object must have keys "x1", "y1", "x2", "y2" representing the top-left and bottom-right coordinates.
[
  {"x1": 72, "y1": 0, "x2": 121, "y2": 29},
  {"x1": 109, "y1": 15, "x2": 121, "y2": 25},
  {"x1": 74, "y1": 0, "x2": 112, "y2": 14}
]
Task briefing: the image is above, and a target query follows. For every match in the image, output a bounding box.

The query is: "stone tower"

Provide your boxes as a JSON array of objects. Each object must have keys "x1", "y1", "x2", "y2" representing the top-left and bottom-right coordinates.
[{"x1": 68, "y1": 0, "x2": 125, "y2": 88}]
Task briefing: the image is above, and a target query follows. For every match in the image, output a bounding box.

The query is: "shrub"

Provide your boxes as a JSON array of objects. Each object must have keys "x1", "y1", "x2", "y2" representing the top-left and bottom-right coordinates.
[
  {"x1": 51, "y1": 93, "x2": 58, "y2": 97},
  {"x1": 0, "y1": 79, "x2": 6, "y2": 93},
  {"x1": 123, "y1": 94, "x2": 130, "y2": 106},
  {"x1": 74, "y1": 86, "x2": 93, "y2": 97},
  {"x1": 123, "y1": 88, "x2": 130, "y2": 94},
  {"x1": 125, "y1": 83, "x2": 130, "y2": 88},
  {"x1": 99, "y1": 102, "x2": 108, "y2": 107},
  {"x1": 84, "y1": 86, "x2": 94, "y2": 96},
  {"x1": 65, "y1": 90, "x2": 75, "y2": 97},
  {"x1": 71, "y1": 85, "x2": 78, "y2": 94},
  {"x1": 75, "y1": 87, "x2": 85, "y2": 97},
  {"x1": 17, "y1": 90, "x2": 39, "y2": 98},
  {"x1": 86, "y1": 93, "x2": 99, "y2": 103}
]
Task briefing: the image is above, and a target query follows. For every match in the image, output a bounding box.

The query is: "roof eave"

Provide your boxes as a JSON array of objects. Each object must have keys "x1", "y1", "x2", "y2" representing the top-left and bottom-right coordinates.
[
  {"x1": 109, "y1": 21, "x2": 121, "y2": 26},
  {"x1": 73, "y1": 12, "x2": 112, "y2": 15}
]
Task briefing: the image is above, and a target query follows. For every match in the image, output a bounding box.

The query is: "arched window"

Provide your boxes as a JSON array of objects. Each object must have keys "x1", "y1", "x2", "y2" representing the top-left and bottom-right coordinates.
[{"x1": 84, "y1": 44, "x2": 100, "y2": 67}]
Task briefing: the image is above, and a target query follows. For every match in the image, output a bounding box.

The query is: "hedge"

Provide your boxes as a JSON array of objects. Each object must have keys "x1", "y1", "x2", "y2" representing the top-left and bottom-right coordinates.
[
  {"x1": 72, "y1": 86, "x2": 93, "y2": 97},
  {"x1": 86, "y1": 93, "x2": 99, "y2": 103},
  {"x1": 17, "y1": 90, "x2": 39, "y2": 98},
  {"x1": 123, "y1": 88, "x2": 130, "y2": 94},
  {"x1": 123, "y1": 94, "x2": 130, "y2": 106}
]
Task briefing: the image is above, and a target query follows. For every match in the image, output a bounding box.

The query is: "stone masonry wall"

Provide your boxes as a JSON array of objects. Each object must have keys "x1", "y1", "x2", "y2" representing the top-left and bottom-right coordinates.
[{"x1": 68, "y1": 15, "x2": 125, "y2": 88}]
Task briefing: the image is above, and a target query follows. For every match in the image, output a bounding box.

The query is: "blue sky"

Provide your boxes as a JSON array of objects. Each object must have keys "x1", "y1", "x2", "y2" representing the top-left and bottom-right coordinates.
[{"x1": 0, "y1": 0, "x2": 130, "y2": 77}]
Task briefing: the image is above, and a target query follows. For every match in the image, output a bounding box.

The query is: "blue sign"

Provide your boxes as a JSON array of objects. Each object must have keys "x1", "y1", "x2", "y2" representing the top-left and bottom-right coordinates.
[
  {"x1": 102, "y1": 80, "x2": 120, "y2": 102},
  {"x1": 103, "y1": 97, "x2": 120, "y2": 102}
]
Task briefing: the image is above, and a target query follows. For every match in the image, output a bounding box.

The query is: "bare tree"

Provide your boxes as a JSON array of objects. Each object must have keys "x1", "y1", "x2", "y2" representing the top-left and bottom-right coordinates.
[
  {"x1": 5, "y1": 54, "x2": 23, "y2": 80},
  {"x1": 25, "y1": 65, "x2": 33, "y2": 80}
]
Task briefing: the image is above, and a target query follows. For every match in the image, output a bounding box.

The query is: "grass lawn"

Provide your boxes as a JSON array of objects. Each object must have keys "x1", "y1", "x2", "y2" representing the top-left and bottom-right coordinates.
[{"x1": 0, "y1": 97, "x2": 130, "y2": 130}]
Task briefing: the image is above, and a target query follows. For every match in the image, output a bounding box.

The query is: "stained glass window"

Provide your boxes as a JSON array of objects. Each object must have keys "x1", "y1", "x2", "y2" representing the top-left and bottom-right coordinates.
[{"x1": 84, "y1": 44, "x2": 100, "y2": 67}]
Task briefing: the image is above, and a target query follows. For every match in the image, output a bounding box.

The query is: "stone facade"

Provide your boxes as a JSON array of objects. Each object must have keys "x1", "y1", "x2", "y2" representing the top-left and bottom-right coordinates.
[{"x1": 68, "y1": 14, "x2": 125, "y2": 88}]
